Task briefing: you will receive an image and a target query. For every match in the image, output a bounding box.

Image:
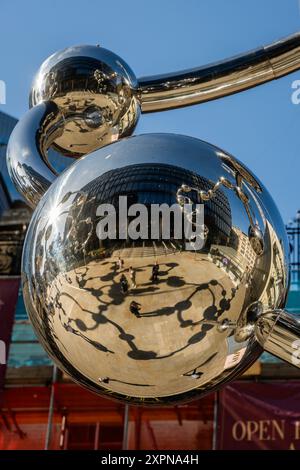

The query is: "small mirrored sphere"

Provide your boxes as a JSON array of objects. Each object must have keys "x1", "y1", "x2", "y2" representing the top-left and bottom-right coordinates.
[
  {"x1": 22, "y1": 134, "x2": 289, "y2": 405},
  {"x1": 30, "y1": 45, "x2": 140, "y2": 157}
]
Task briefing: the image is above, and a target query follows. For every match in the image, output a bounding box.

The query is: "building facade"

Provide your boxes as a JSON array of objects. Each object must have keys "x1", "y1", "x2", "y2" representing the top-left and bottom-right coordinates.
[{"x1": 0, "y1": 111, "x2": 19, "y2": 204}]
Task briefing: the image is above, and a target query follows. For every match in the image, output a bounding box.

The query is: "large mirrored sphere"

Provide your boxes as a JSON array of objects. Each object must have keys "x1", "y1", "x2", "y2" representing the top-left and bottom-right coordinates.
[
  {"x1": 22, "y1": 134, "x2": 289, "y2": 405},
  {"x1": 30, "y1": 45, "x2": 140, "y2": 157}
]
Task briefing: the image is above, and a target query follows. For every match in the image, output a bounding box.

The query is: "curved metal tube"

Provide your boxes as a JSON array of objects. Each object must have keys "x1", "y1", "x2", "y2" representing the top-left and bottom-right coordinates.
[
  {"x1": 139, "y1": 32, "x2": 300, "y2": 112},
  {"x1": 255, "y1": 310, "x2": 300, "y2": 367},
  {"x1": 6, "y1": 102, "x2": 63, "y2": 208},
  {"x1": 8, "y1": 32, "x2": 300, "y2": 209}
]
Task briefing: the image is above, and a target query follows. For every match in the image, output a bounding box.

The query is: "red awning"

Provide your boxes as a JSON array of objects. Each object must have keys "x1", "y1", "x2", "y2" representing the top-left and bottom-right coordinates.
[{"x1": 1, "y1": 383, "x2": 215, "y2": 424}]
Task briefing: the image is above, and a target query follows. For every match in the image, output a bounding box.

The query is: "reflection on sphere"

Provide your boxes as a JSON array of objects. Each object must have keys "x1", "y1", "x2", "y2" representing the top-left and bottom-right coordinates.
[{"x1": 22, "y1": 134, "x2": 289, "y2": 405}]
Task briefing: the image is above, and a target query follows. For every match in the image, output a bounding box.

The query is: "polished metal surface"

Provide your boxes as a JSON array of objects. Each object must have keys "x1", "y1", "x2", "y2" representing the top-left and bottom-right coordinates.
[
  {"x1": 7, "y1": 33, "x2": 300, "y2": 406},
  {"x1": 23, "y1": 32, "x2": 300, "y2": 162},
  {"x1": 20, "y1": 134, "x2": 290, "y2": 405},
  {"x1": 255, "y1": 310, "x2": 300, "y2": 365},
  {"x1": 30, "y1": 45, "x2": 140, "y2": 157},
  {"x1": 6, "y1": 102, "x2": 58, "y2": 207},
  {"x1": 176, "y1": 175, "x2": 264, "y2": 255},
  {"x1": 139, "y1": 32, "x2": 300, "y2": 112}
]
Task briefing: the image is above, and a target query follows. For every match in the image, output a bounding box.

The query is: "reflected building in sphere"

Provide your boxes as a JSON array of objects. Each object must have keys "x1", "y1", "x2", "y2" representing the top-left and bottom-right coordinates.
[
  {"x1": 67, "y1": 162, "x2": 232, "y2": 259},
  {"x1": 21, "y1": 133, "x2": 289, "y2": 406}
]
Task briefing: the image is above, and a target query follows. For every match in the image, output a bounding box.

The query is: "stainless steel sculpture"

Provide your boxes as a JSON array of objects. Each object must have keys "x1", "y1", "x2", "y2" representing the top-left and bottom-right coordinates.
[{"x1": 6, "y1": 32, "x2": 300, "y2": 405}]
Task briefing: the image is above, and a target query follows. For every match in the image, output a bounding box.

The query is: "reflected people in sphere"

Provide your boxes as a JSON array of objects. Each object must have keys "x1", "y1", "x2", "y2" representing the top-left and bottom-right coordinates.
[{"x1": 22, "y1": 134, "x2": 289, "y2": 405}]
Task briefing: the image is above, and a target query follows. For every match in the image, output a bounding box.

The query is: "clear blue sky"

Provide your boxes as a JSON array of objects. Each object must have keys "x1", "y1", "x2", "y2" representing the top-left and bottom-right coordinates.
[{"x1": 1, "y1": 0, "x2": 300, "y2": 223}]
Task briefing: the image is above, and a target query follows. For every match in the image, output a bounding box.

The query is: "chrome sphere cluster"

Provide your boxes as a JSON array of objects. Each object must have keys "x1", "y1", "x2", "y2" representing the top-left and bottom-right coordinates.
[{"x1": 8, "y1": 34, "x2": 300, "y2": 405}]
